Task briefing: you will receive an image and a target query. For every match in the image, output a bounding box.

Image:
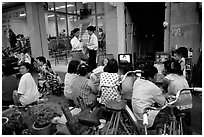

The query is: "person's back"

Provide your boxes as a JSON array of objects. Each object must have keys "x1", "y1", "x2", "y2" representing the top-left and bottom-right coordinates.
[
  {"x1": 64, "y1": 60, "x2": 80, "y2": 100},
  {"x1": 72, "y1": 64, "x2": 97, "y2": 108},
  {"x1": 165, "y1": 74, "x2": 192, "y2": 109},
  {"x1": 72, "y1": 76, "x2": 96, "y2": 107},
  {"x1": 132, "y1": 78, "x2": 165, "y2": 127},
  {"x1": 99, "y1": 59, "x2": 121, "y2": 105},
  {"x1": 100, "y1": 72, "x2": 121, "y2": 104},
  {"x1": 163, "y1": 61, "x2": 192, "y2": 110}
]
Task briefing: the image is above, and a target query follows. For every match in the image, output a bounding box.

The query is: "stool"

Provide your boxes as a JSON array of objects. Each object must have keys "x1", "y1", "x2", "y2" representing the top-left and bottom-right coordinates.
[{"x1": 104, "y1": 100, "x2": 127, "y2": 135}]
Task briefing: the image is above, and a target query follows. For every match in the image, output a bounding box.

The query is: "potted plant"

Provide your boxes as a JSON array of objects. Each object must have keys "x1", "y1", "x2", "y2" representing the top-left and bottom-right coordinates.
[
  {"x1": 2, "y1": 117, "x2": 15, "y2": 135},
  {"x1": 9, "y1": 111, "x2": 27, "y2": 135},
  {"x1": 30, "y1": 102, "x2": 62, "y2": 135}
]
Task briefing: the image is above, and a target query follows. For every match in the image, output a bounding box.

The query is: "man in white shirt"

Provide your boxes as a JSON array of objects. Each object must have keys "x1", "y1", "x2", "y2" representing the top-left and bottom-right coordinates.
[
  {"x1": 70, "y1": 28, "x2": 88, "y2": 62},
  {"x1": 86, "y1": 26, "x2": 98, "y2": 70},
  {"x1": 13, "y1": 63, "x2": 40, "y2": 106},
  {"x1": 132, "y1": 66, "x2": 167, "y2": 131}
]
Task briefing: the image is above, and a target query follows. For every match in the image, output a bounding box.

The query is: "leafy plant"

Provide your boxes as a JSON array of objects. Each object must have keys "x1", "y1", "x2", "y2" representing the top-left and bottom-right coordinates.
[{"x1": 30, "y1": 102, "x2": 62, "y2": 128}]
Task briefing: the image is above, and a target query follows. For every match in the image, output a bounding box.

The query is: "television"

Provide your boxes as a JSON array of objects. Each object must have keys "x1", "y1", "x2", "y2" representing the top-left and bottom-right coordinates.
[
  {"x1": 155, "y1": 52, "x2": 170, "y2": 63},
  {"x1": 118, "y1": 54, "x2": 132, "y2": 65}
]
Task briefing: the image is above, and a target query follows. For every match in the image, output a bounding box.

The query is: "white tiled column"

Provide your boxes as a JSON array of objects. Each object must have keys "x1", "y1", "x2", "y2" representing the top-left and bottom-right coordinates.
[
  {"x1": 26, "y1": 2, "x2": 49, "y2": 58},
  {"x1": 116, "y1": 2, "x2": 126, "y2": 54}
]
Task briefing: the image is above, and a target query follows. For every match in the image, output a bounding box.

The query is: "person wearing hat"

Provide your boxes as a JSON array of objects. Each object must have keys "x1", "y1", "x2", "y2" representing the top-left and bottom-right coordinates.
[
  {"x1": 86, "y1": 26, "x2": 98, "y2": 70},
  {"x1": 70, "y1": 28, "x2": 88, "y2": 63}
]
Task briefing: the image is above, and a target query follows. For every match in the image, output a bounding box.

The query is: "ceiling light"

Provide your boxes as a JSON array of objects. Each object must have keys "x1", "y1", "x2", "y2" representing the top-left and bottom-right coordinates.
[
  {"x1": 60, "y1": 17, "x2": 65, "y2": 20},
  {"x1": 20, "y1": 13, "x2": 26, "y2": 17},
  {"x1": 50, "y1": 4, "x2": 73, "y2": 10},
  {"x1": 48, "y1": 15, "x2": 54, "y2": 18}
]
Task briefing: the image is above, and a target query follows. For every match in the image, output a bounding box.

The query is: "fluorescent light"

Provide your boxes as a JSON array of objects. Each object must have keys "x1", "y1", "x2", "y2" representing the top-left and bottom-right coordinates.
[
  {"x1": 20, "y1": 13, "x2": 26, "y2": 17},
  {"x1": 60, "y1": 17, "x2": 65, "y2": 20},
  {"x1": 50, "y1": 4, "x2": 73, "y2": 10},
  {"x1": 48, "y1": 15, "x2": 54, "y2": 18}
]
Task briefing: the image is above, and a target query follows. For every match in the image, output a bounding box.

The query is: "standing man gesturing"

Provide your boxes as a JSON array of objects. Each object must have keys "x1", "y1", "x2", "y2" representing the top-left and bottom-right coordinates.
[
  {"x1": 86, "y1": 26, "x2": 98, "y2": 70},
  {"x1": 70, "y1": 28, "x2": 88, "y2": 63}
]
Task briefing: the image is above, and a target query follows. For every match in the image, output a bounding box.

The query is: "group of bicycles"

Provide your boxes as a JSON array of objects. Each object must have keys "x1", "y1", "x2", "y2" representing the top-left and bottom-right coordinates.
[{"x1": 61, "y1": 70, "x2": 202, "y2": 135}]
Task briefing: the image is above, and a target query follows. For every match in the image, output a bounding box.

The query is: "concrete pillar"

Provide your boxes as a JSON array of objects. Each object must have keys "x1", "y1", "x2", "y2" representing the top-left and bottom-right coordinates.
[
  {"x1": 26, "y1": 2, "x2": 49, "y2": 58},
  {"x1": 104, "y1": 3, "x2": 118, "y2": 58},
  {"x1": 164, "y1": 2, "x2": 171, "y2": 52},
  {"x1": 44, "y1": 12, "x2": 49, "y2": 35},
  {"x1": 116, "y1": 2, "x2": 126, "y2": 54}
]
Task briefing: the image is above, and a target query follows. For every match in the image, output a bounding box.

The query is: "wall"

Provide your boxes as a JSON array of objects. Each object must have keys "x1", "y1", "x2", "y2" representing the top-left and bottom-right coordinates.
[
  {"x1": 169, "y1": 2, "x2": 201, "y2": 64},
  {"x1": 9, "y1": 19, "x2": 29, "y2": 37},
  {"x1": 104, "y1": 3, "x2": 118, "y2": 59}
]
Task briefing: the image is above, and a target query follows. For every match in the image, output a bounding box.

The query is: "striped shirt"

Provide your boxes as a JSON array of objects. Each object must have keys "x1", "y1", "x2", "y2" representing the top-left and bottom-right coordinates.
[{"x1": 72, "y1": 76, "x2": 96, "y2": 107}]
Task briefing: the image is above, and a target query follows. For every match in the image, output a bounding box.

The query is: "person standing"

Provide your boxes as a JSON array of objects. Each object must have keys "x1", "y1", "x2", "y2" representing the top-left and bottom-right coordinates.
[
  {"x1": 70, "y1": 28, "x2": 88, "y2": 63},
  {"x1": 98, "y1": 28, "x2": 106, "y2": 52},
  {"x1": 8, "y1": 29, "x2": 17, "y2": 48},
  {"x1": 86, "y1": 26, "x2": 98, "y2": 70}
]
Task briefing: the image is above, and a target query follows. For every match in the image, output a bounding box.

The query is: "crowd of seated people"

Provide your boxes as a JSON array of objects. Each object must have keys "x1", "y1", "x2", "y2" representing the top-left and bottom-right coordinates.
[
  {"x1": 62, "y1": 51, "x2": 192, "y2": 134},
  {"x1": 2, "y1": 46, "x2": 193, "y2": 135}
]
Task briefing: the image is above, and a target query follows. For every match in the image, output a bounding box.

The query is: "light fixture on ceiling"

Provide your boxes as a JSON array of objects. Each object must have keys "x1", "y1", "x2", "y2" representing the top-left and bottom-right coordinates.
[
  {"x1": 60, "y1": 17, "x2": 65, "y2": 20},
  {"x1": 50, "y1": 4, "x2": 73, "y2": 10},
  {"x1": 20, "y1": 13, "x2": 26, "y2": 17},
  {"x1": 47, "y1": 14, "x2": 54, "y2": 18}
]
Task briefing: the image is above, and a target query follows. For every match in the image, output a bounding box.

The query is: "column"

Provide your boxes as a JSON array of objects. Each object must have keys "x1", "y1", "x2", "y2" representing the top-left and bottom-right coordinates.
[
  {"x1": 26, "y1": 2, "x2": 49, "y2": 58},
  {"x1": 104, "y1": 3, "x2": 118, "y2": 58},
  {"x1": 116, "y1": 2, "x2": 126, "y2": 54},
  {"x1": 164, "y1": 2, "x2": 171, "y2": 52}
]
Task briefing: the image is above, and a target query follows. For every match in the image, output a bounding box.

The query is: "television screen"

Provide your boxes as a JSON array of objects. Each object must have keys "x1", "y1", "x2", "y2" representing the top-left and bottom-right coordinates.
[
  {"x1": 118, "y1": 54, "x2": 132, "y2": 65},
  {"x1": 155, "y1": 52, "x2": 170, "y2": 63}
]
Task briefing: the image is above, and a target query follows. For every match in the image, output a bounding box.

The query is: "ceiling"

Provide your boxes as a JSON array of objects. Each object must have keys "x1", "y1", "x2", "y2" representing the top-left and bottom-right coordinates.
[
  {"x1": 2, "y1": 2, "x2": 104, "y2": 21},
  {"x1": 2, "y1": 2, "x2": 25, "y2": 12}
]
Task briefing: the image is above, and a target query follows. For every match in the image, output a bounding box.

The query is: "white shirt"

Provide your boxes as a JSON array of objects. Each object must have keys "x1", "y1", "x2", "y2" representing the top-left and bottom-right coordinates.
[
  {"x1": 132, "y1": 78, "x2": 166, "y2": 127},
  {"x1": 24, "y1": 53, "x2": 31, "y2": 64},
  {"x1": 164, "y1": 74, "x2": 192, "y2": 110},
  {"x1": 64, "y1": 73, "x2": 78, "y2": 99},
  {"x1": 18, "y1": 73, "x2": 40, "y2": 106},
  {"x1": 87, "y1": 33, "x2": 98, "y2": 50},
  {"x1": 70, "y1": 36, "x2": 83, "y2": 51},
  {"x1": 179, "y1": 57, "x2": 186, "y2": 77}
]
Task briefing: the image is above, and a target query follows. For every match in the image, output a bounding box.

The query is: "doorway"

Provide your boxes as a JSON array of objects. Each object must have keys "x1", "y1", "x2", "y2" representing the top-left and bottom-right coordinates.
[{"x1": 125, "y1": 2, "x2": 165, "y2": 59}]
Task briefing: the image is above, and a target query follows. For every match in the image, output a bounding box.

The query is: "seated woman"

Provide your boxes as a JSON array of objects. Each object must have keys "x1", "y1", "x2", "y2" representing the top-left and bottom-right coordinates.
[
  {"x1": 99, "y1": 59, "x2": 121, "y2": 105},
  {"x1": 90, "y1": 58, "x2": 109, "y2": 84},
  {"x1": 72, "y1": 63, "x2": 98, "y2": 108},
  {"x1": 13, "y1": 63, "x2": 40, "y2": 106},
  {"x1": 36, "y1": 56, "x2": 62, "y2": 95},
  {"x1": 64, "y1": 60, "x2": 80, "y2": 102}
]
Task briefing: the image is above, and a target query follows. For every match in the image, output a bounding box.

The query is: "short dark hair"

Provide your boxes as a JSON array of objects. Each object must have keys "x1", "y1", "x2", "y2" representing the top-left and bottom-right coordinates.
[
  {"x1": 68, "y1": 60, "x2": 80, "y2": 74},
  {"x1": 77, "y1": 63, "x2": 92, "y2": 76},
  {"x1": 118, "y1": 63, "x2": 133, "y2": 75},
  {"x1": 19, "y1": 62, "x2": 31, "y2": 72},
  {"x1": 164, "y1": 60, "x2": 172, "y2": 73},
  {"x1": 177, "y1": 47, "x2": 188, "y2": 58},
  {"x1": 36, "y1": 56, "x2": 46, "y2": 64},
  {"x1": 87, "y1": 26, "x2": 96, "y2": 32},
  {"x1": 142, "y1": 65, "x2": 158, "y2": 79},
  {"x1": 72, "y1": 28, "x2": 80, "y2": 34},
  {"x1": 104, "y1": 59, "x2": 118, "y2": 73},
  {"x1": 170, "y1": 61, "x2": 183, "y2": 75}
]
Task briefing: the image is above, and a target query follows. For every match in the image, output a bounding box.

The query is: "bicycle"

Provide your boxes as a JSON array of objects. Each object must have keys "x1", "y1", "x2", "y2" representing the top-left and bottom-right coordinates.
[{"x1": 143, "y1": 87, "x2": 202, "y2": 135}]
